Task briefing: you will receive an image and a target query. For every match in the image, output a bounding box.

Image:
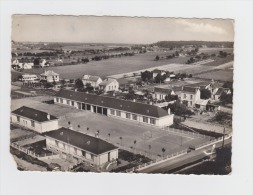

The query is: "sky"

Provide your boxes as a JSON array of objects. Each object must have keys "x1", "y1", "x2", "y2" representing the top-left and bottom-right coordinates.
[{"x1": 12, "y1": 15, "x2": 234, "y2": 44}]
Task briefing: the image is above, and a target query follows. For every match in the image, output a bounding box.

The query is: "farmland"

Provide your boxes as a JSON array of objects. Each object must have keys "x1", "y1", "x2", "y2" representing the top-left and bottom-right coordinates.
[
  {"x1": 22, "y1": 52, "x2": 192, "y2": 79},
  {"x1": 194, "y1": 69, "x2": 233, "y2": 82}
]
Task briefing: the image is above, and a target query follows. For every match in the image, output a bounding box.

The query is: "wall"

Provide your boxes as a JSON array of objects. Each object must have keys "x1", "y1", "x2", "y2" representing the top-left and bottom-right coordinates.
[
  {"x1": 157, "y1": 114, "x2": 174, "y2": 127},
  {"x1": 41, "y1": 120, "x2": 59, "y2": 133},
  {"x1": 11, "y1": 114, "x2": 42, "y2": 133},
  {"x1": 98, "y1": 149, "x2": 118, "y2": 165}
]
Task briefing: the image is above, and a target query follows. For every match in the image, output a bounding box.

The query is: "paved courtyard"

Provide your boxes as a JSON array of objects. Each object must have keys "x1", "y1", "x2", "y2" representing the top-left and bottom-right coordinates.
[{"x1": 11, "y1": 96, "x2": 210, "y2": 159}]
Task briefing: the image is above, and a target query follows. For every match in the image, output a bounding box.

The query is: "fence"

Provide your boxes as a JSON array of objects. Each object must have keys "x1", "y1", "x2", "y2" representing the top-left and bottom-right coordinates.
[
  {"x1": 124, "y1": 149, "x2": 188, "y2": 173},
  {"x1": 11, "y1": 142, "x2": 54, "y2": 159},
  {"x1": 165, "y1": 127, "x2": 212, "y2": 140},
  {"x1": 194, "y1": 133, "x2": 232, "y2": 150}
]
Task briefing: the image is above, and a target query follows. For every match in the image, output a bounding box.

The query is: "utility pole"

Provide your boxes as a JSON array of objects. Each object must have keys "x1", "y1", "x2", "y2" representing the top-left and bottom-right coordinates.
[{"x1": 222, "y1": 127, "x2": 226, "y2": 149}]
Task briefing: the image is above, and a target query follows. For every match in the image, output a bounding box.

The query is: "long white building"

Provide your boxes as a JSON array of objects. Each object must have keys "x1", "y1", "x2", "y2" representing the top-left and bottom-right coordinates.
[
  {"x1": 11, "y1": 106, "x2": 59, "y2": 133},
  {"x1": 54, "y1": 90, "x2": 174, "y2": 127},
  {"x1": 45, "y1": 127, "x2": 118, "y2": 167}
]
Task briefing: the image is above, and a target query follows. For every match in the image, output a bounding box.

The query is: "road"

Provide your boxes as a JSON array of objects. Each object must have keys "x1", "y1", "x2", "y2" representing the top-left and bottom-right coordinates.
[{"x1": 138, "y1": 138, "x2": 231, "y2": 173}]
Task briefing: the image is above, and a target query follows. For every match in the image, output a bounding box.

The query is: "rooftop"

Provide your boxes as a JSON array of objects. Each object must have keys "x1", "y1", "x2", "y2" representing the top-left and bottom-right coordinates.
[
  {"x1": 55, "y1": 90, "x2": 169, "y2": 118},
  {"x1": 154, "y1": 87, "x2": 174, "y2": 94},
  {"x1": 82, "y1": 75, "x2": 101, "y2": 82},
  {"x1": 99, "y1": 78, "x2": 118, "y2": 86},
  {"x1": 181, "y1": 86, "x2": 199, "y2": 94},
  {"x1": 44, "y1": 127, "x2": 118, "y2": 155},
  {"x1": 40, "y1": 70, "x2": 59, "y2": 77},
  {"x1": 12, "y1": 106, "x2": 58, "y2": 122}
]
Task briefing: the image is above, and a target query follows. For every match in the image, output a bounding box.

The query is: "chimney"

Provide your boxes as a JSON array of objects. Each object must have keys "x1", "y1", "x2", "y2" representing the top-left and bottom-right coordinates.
[
  {"x1": 168, "y1": 108, "x2": 171, "y2": 115},
  {"x1": 47, "y1": 114, "x2": 50, "y2": 120}
]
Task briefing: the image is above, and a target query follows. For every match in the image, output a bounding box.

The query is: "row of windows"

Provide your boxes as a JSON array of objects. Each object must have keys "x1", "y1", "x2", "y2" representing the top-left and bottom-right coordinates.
[
  {"x1": 110, "y1": 109, "x2": 156, "y2": 124},
  {"x1": 183, "y1": 94, "x2": 193, "y2": 99},
  {"x1": 16, "y1": 116, "x2": 35, "y2": 127},
  {"x1": 56, "y1": 98, "x2": 74, "y2": 106},
  {"x1": 108, "y1": 85, "x2": 117, "y2": 90},
  {"x1": 54, "y1": 140, "x2": 94, "y2": 160}
]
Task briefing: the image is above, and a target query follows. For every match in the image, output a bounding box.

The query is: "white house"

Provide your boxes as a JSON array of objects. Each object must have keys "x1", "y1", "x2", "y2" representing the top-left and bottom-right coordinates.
[
  {"x1": 45, "y1": 127, "x2": 119, "y2": 167},
  {"x1": 99, "y1": 78, "x2": 119, "y2": 92},
  {"x1": 21, "y1": 74, "x2": 38, "y2": 82},
  {"x1": 152, "y1": 69, "x2": 166, "y2": 79},
  {"x1": 152, "y1": 87, "x2": 176, "y2": 100},
  {"x1": 40, "y1": 70, "x2": 60, "y2": 83},
  {"x1": 11, "y1": 106, "x2": 59, "y2": 134},
  {"x1": 180, "y1": 86, "x2": 201, "y2": 107},
  {"x1": 82, "y1": 75, "x2": 102, "y2": 88},
  {"x1": 213, "y1": 88, "x2": 231, "y2": 101},
  {"x1": 22, "y1": 62, "x2": 34, "y2": 69},
  {"x1": 54, "y1": 90, "x2": 174, "y2": 127}
]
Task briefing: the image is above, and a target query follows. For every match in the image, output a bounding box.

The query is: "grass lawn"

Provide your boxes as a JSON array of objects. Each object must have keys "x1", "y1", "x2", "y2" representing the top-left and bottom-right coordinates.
[{"x1": 194, "y1": 69, "x2": 233, "y2": 82}]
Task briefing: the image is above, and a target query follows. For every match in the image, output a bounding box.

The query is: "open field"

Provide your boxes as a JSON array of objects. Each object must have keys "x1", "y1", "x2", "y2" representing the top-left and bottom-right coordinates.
[
  {"x1": 22, "y1": 52, "x2": 191, "y2": 79},
  {"x1": 11, "y1": 97, "x2": 209, "y2": 158},
  {"x1": 194, "y1": 69, "x2": 233, "y2": 82}
]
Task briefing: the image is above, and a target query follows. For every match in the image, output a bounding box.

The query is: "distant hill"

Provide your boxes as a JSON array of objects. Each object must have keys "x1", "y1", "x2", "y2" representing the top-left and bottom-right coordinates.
[{"x1": 152, "y1": 41, "x2": 234, "y2": 49}]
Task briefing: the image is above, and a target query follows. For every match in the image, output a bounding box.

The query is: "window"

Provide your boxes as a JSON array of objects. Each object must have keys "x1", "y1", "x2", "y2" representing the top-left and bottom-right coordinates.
[
  {"x1": 67, "y1": 100, "x2": 70, "y2": 105},
  {"x1": 56, "y1": 98, "x2": 59, "y2": 102},
  {"x1": 74, "y1": 148, "x2": 77, "y2": 155},
  {"x1": 31, "y1": 120, "x2": 35, "y2": 127},
  {"x1": 190, "y1": 95, "x2": 193, "y2": 100},
  {"x1": 116, "y1": 111, "x2": 121, "y2": 117},
  {"x1": 71, "y1": 101, "x2": 74, "y2": 106},
  {"x1": 160, "y1": 94, "x2": 162, "y2": 99},
  {"x1": 82, "y1": 151, "x2": 86, "y2": 157},
  {"x1": 126, "y1": 113, "x2": 131, "y2": 119},
  {"x1": 183, "y1": 94, "x2": 187, "y2": 98},
  {"x1": 132, "y1": 114, "x2": 137, "y2": 120},
  {"x1": 17, "y1": 116, "x2": 20, "y2": 122},
  {"x1": 143, "y1": 117, "x2": 148, "y2": 123},
  {"x1": 150, "y1": 118, "x2": 156, "y2": 125},
  {"x1": 60, "y1": 98, "x2": 63, "y2": 103},
  {"x1": 91, "y1": 154, "x2": 94, "y2": 161},
  {"x1": 62, "y1": 143, "x2": 66, "y2": 150},
  {"x1": 110, "y1": 109, "x2": 115, "y2": 115},
  {"x1": 190, "y1": 101, "x2": 192, "y2": 106},
  {"x1": 55, "y1": 141, "x2": 59, "y2": 147}
]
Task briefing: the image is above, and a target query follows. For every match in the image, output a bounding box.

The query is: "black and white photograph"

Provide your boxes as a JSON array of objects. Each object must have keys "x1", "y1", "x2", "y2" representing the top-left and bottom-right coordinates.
[
  {"x1": 10, "y1": 15, "x2": 234, "y2": 174},
  {"x1": 0, "y1": 1, "x2": 253, "y2": 195}
]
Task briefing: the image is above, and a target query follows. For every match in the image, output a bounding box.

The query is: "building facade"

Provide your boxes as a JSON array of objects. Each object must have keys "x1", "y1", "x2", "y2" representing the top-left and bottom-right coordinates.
[
  {"x1": 40, "y1": 70, "x2": 60, "y2": 83},
  {"x1": 82, "y1": 75, "x2": 102, "y2": 88},
  {"x1": 99, "y1": 78, "x2": 119, "y2": 92},
  {"x1": 152, "y1": 87, "x2": 176, "y2": 100},
  {"x1": 54, "y1": 90, "x2": 174, "y2": 127},
  {"x1": 11, "y1": 106, "x2": 59, "y2": 133},
  {"x1": 45, "y1": 127, "x2": 118, "y2": 166},
  {"x1": 180, "y1": 86, "x2": 201, "y2": 107}
]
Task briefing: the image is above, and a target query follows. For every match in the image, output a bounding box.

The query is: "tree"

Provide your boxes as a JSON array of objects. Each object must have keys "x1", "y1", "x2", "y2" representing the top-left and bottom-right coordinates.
[
  {"x1": 108, "y1": 133, "x2": 111, "y2": 141},
  {"x1": 200, "y1": 89, "x2": 211, "y2": 99},
  {"x1": 220, "y1": 93, "x2": 233, "y2": 105},
  {"x1": 133, "y1": 140, "x2": 137, "y2": 151},
  {"x1": 119, "y1": 137, "x2": 123, "y2": 146},
  {"x1": 155, "y1": 55, "x2": 160, "y2": 61},
  {"x1": 155, "y1": 73, "x2": 163, "y2": 83},
  {"x1": 148, "y1": 145, "x2": 151, "y2": 155},
  {"x1": 162, "y1": 148, "x2": 166, "y2": 158},
  {"x1": 77, "y1": 125, "x2": 80, "y2": 131},
  {"x1": 33, "y1": 58, "x2": 40, "y2": 66},
  {"x1": 75, "y1": 78, "x2": 84, "y2": 89}
]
